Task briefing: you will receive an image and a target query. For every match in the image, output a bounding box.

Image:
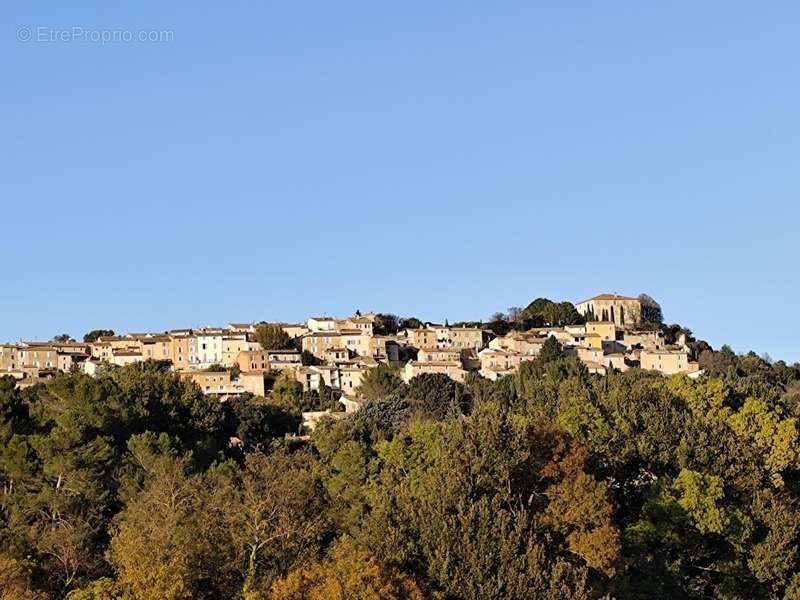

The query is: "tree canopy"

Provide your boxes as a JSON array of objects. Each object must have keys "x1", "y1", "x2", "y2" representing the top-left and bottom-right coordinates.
[
  {"x1": 254, "y1": 324, "x2": 293, "y2": 351},
  {"x1": 2, "y1": 344, "x2": 800, "y2": 599},
  {"x1": 82, "y1": 330, "x2": 115, "y2": 343}
]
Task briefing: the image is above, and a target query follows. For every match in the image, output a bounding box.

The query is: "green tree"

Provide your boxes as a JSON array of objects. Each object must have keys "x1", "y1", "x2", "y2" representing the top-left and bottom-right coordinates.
[
  {"x1": 225, "y1": 396, "x2": 299, "y2": 451},
  {"x1": 523, "y1": 298, "x2": 583, "y2": 326},
  {"x1": 254, "y1": 324, "x2": 293, "y2": 351},
  {"x1": 369, "y1": 406, "x2": 594, "y2": 599},
  {"x1": 109, "y1": 454, "x2": 238, "y2": 600},
  {"x1": 301, "y1": 350, "x2": 321, "y2": 366},
  {"x1": 269, "y1": 371, "x2": 304, "y2": 412},
  {"x1": 373, "y1": 314, "x2": 400, "y2": 335},
  {"x1": 639, "y1": 293, "x2": 664, "y2": 324},
  {"x1": 227, "y1": 451, "x2": 329, "y2": 594},
  {"x1": 356, "y1": 364, "x2": 403, "y2": 401},
  {"x1": 82, "y1": 330, "x2": 115, "y2": 343},
  {"x1": 407, "y1": 373, "x2": 469, "y2": 420},
  {"x1": 537, "y1": 336, "x2": 562, "y2": 364},
  {"x1": 399, "y1": 317, "x2": 423, "y2": 330}
]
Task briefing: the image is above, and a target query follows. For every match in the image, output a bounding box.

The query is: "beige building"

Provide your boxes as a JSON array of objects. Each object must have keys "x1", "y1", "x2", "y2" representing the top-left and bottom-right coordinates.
[
  {"x1": 437, "y1": 327, "x2": 488, "y2": 350},
  {"x1": 315, "y1": 365, "x2": 343, "y2": 388},
  {"x1": 19, "y1": 345, "x2": 58, "y2": 370},
  {"x1": 339, "y1": 394, "x2": 364, "y2": 413},
  {"x1": 585, "y1": 321, "x2": 616, "y2": 342},
  {"x1": 90, "y1": 342, "x2": 114, "y2": 362},
  {"x1": 238, "y1": 372, "x2": 266, "y2": 396},
  {"x1": 565, "y1": 324, "x2": 587, "y2": 335},
  {"x1": 0, "y1": 345, "x2": 21, "y2": 372},
  {"x1": 323, "y1": 347, "x2": 351, "y2": 363},
  {"x1": 405, "y1": 328, "x2": 438, "y2": 349},
  {"x1": 93, "y1": 335, "x2": 141, "y2": 357},
  {"x1": 604, "y1": 353, "x2": 629, "y2": 372},
  {"x1": 179, "y1": 370, "x2": 265, "y2": 396},
  {"x1": 639, "y1": 348, "x2": 695, "y2": 375},
  {"x1": 639, "y1": 348, "x2": 698, "y2": 375},
  {"x1": 570, "y1": 332, "x2": 602, "y2": 350},
  {"x1": 574, "y1": 346, "x2": 604, "y2": 365},
  {"x1": 403, "y1": 360, "x2": 466, "y2": 383},
  {"x1": 307, "y1": 317, "x2": 337, "y2": 332},
  {"x1": 622, "y1": 329, "x2": 665, "y2": 350},
  {"x1": 341, "y1": 315, "x2": 375, "y2": 335},
  {"x1": 489, "y1": 330, "x2": 548, "y2": 356},
  {"x1": 228, "y1": 323, "x2": 256, "y2": 334},
  {"x1": 369, "y1": 336, "x2": 399, "y2": 361},
  {"x1": 236, "y1": 350, "x2": 268, "y2": 373},
  {"x1": 340, "y1": 330, "x2": 371, "y2": 357},
  {"x1": 478, "y1": 348, "x2": 529, "y2": 380},
  {"x1": 56, "y1": 351, "x2": 86, "y2": 372},
  {"x1": 181, "y1": 370, "x2": 232, "y2": 393},
  {"x1": 50, "y1": 341, "x2": 91, "y2": 355},
  {"x1": 295, "y1": 366, "x2": 322, "y2": 392},
  {"x1": 282, "y1": 323, "x2": 310, "y2": 339},
  {"x1": 222, "y1": 335, "x2": 258, "y2": 367},
  {"x1": 417, "y1": 347, "x2": 463, "y2": 363},
  {"x1": 340, "y1": 365, "x2": 370, "y2": 392},
  {"x1": 169, "y1": 332, "x2": 194, "y2": 370},
  {"x1": 302, "y1": 332, "x2": 343, "y2": 358},
  {"x1": 576, "y1": 294, "x2": 642, "y2": 328},
  {"x1": 405, "y1": 326, "x2": 487, "y2": 351},
  {"x1": 293, "y1": 363, "x2": 373, "y2": 393},
  {"x1": 141, "y1": 335, "x2": 172, "y2": 361},
  {"x1": 300, "y1": 410, "x2": 346, "y2": 434},
  {"x1": 110, "y1": 349, "x2": 145, "y2": 367},
  {"x1": 267, "y1": 349, "x2": 301, "y2": 370}
]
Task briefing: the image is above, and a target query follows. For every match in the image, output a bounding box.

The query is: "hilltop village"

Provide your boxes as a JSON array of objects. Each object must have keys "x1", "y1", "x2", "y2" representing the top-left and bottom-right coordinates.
[
  {"x1": 1, "y1": 293, "x2": 701, "y2": 407},
  {"x1": 3, "y1": 293, "x2": 800, "y2": 600}
]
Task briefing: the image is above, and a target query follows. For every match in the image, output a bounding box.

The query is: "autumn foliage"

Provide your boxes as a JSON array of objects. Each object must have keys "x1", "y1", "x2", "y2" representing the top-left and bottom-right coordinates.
[{"x1": 0, "y1": 348, "x2": 799, "y2": 598}]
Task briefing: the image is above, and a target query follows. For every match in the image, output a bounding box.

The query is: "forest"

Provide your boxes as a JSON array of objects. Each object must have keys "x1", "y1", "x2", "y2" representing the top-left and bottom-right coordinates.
[{"x1": 2, "y1": 344, "x2": 800, "y2": 599}]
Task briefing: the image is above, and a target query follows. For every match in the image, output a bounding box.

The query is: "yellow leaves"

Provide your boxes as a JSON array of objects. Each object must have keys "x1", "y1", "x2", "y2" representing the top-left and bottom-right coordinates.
[
  {"x1": 668, "y1": 376, "x2": 800, "y2": 486},
  {"x1": 0, "y1": 555, "x2": 47, "y2": 600},
  {"x1": 673, "y1": 469, "x2": 727, "y2": 535},
  {"x1": 729, "y1": 398, "x2": 800, "y2": 484},
  {"x1": 269, "y1": 540, "x2": 430, "y2": 600},
  {"x1": 110, "y1": 517, "x2": 191, "y2": 600},
  {"x1": 667, "y1": 374, "x2": 728, "y2": 417},
  {"x1": 565, "y1": 525, "x2": 621, "y2": 579}
]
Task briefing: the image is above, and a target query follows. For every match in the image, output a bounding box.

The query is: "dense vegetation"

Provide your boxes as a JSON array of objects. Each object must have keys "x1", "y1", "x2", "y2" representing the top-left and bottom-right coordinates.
[{"x1": 2, "y1": 347, "x2": 800, "y2": 599}]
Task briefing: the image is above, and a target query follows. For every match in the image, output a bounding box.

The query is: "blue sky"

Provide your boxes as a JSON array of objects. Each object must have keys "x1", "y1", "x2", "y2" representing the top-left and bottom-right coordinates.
[{"x1": 2, "y1": 2, "x2": 798, "y2": 362}]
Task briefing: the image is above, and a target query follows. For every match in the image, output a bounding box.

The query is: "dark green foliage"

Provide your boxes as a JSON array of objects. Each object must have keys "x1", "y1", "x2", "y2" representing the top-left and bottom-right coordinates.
[
  {"x1": 225, "y1": 396, "x2": 300, "y2": 451},
  {"x1": 537, "y1": 335, "x2": 563, "y2": 363},
  {"x1": 480, "y1": 298, "x2": 585, "y2": 333},
  {"x1": 3, "y1": 342, "x2": 800, "y2": 599},
  {"x1": 300, "y1": 350, "x2": 321, "y2": 366},
  {"x1": 399, "y1": 317, "x2": 423, "y2": 330},
  {"x1": 523, "y1": 297, "x2": 584, "y2": 326},
  {"x1": 639, "y1": 293, "x2": 664, "y2": 324},
  {"x1": 82, "y1": 330, "x2": 115, "y2": 343},
  {"x1": 407, "y1": 373, "x2": 470, "y2": 419},
  {"x1": 254, "y1": 323, "x2": 293, "y2": 350},
  {"x1": 373, "y1": 313, "x2": 400, "y2": 335},
  {"x1": 357, "y1": 363, "x2": 404, "y2": 401}
]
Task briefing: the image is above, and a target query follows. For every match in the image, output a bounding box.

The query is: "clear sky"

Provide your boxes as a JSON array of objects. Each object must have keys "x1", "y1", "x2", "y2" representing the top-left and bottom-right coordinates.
[{"x1": 2, "y1": 2, "x2": 798, "y2": 362}]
